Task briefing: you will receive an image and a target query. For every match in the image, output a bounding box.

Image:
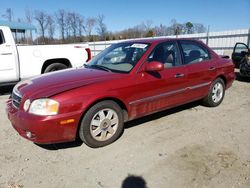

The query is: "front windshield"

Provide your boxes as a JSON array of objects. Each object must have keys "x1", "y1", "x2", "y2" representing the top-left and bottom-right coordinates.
[{"x1": 87, "y1": 42, "x2": 150, "y2": 73}]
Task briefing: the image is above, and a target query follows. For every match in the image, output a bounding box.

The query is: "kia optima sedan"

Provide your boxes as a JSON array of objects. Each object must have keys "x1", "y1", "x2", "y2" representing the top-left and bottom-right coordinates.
[{"x1": 6, "y1": 38, "x2": 235, "y2": 148}]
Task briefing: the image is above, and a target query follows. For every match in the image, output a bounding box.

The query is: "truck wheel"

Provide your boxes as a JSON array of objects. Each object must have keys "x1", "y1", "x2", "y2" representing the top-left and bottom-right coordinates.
[
  {"x1": 202, "y1": 78, "x2": 225, "y2": 107},
  {"x1": 44, "y1": 63, "x2": 68, "y2": 73},
  {"x1": 79, "y1": 100, "x2": 124, "y2": 148}
]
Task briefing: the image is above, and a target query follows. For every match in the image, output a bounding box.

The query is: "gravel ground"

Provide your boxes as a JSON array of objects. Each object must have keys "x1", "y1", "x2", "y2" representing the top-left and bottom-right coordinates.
[{"x1": 0, "y1": 73, "x2": 250, "y2": 188}]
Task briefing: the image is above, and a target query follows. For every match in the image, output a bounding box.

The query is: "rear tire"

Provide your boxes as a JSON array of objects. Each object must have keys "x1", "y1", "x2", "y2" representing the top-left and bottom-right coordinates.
[
  {"x1": 202, "y1": 78, "x2": 225, "y2": 107},
  {"x1": 44, "y1": 63, "x2": 68, "y2": 73},
  {"x1": 79, "y1": 100, "x2": 124, "y2": 148}
]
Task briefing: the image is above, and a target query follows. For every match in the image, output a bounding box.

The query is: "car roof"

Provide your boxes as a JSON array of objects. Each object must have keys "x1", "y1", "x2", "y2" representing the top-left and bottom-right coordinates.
[{"x1": 120, "y1": 38, "x2": 202, "y2": 44}]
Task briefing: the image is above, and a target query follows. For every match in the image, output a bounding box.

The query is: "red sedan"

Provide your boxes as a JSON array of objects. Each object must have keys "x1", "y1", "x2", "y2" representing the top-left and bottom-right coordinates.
[{"x1": 6, "y1": 38, "x2": 235, "y2": 148}]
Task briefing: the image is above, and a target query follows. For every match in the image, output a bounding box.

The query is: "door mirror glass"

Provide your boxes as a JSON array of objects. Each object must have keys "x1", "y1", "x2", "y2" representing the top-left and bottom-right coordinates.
[{"x1": 145, "y1": 61, "x2": 164, "y2": 72}]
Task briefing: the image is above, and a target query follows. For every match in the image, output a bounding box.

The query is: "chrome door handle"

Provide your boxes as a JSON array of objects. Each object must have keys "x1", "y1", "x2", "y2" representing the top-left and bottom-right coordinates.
[
  {"x1": 175, "y1": 73, "x2": 185, "y2": 78},
  {"x1": 208, "y1": 67, "x2": 216, "y2": 71}
]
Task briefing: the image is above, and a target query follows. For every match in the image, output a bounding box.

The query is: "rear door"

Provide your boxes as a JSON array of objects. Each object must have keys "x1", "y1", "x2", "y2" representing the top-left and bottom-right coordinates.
[
  {"x1": 179, "y1": 40, "x2": 217, "y2": 101},
  {"x1": 0, "y1": 29, "x2": 19, "y2": 83},
  {"x1": 232, "y1": 43, "x2": 249, "y2": 68}
]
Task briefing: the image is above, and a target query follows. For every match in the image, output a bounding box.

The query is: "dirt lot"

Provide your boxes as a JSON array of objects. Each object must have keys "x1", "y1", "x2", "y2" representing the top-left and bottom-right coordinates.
[{"x1": 0, "y1": 74, "x2": 250, "y2": 188}]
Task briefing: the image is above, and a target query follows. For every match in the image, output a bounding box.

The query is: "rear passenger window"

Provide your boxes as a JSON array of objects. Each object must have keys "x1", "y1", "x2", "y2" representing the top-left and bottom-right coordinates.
[
  {"x1": 0, "y1": 30, "x2": 5, "y2": 45},
  {"x1": 180, "y1": 41, "x2": 210, "y2": 64}
]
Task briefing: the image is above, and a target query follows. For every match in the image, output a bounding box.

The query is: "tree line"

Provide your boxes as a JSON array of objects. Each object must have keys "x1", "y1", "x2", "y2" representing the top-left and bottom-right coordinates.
[{"x1": 2, "y1": 8, "x2": 207, "y2": 44}]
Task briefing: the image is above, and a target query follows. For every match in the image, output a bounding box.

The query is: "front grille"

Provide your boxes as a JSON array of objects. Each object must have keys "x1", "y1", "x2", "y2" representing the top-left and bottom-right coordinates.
[{"x1": 12, "y1": 90, "x2": 22, "y2": 109}]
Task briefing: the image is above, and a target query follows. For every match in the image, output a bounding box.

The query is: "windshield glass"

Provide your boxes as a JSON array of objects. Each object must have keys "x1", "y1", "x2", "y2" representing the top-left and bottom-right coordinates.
[{"x1": 87, "y1": 42, "x2": 150, "y2": 73}]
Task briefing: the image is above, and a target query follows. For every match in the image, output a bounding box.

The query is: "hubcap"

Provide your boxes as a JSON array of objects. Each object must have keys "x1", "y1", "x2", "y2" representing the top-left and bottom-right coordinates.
[
  {"x1": 212, "y1": 82, "x2": 223, "y2": 103},
  {"x1": 90, "y1": 108, "x2": 119, "y2": 141}
]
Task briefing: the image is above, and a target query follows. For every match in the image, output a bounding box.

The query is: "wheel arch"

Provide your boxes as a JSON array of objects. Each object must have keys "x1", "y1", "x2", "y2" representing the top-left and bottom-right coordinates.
[
  {"x1": 83, "y1": 97, "x2": 128, "y2": 122},
  {"x1": 75, "y1": 97, "x2": 129, "y2": 140},
  {"x1": 216, "y1": 75, "x2": 227, "y2": 87},
  {"x1": 41, "y1": 58, "x2": 72, "y2": 73}
]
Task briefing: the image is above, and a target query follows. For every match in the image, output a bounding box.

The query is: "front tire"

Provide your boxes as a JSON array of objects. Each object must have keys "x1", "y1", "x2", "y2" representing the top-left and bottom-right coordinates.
[
  {"x1": 44, "y1": 63, "x2": 68, "y2": 73},
  {"x1": 203, "y1": 78, "x2": 225, "y2": 107},
  {"x1": 79, "y1": 100, "x2": 124, "y2": 148}
]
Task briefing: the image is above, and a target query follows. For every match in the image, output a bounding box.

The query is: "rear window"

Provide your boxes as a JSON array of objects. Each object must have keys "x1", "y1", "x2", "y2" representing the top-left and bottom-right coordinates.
[{"x1": 0, "y1": 30, "x2": 5, "y2": 45}]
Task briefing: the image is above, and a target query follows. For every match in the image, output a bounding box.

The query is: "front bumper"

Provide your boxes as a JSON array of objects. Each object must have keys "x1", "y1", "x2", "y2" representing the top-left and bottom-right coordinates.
[{"x1": 6, "y1": 99, "x2": 81, "y2": 144}]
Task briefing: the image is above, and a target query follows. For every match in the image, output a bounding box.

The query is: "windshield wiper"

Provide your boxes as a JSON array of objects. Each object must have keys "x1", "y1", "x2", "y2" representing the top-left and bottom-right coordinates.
[{"x1": 85, "y1": 64, "x2": 111, "y2": 72}]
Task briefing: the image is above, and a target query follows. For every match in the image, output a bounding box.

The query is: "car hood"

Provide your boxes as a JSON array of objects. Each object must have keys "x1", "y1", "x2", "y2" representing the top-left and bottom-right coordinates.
[{"x1": 15, "y1": 67, "x2": 123, "y2": 99}]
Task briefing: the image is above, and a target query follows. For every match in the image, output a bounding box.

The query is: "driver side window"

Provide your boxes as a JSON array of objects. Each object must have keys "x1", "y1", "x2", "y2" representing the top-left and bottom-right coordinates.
[{"x1": 148, "y1": 42, "x2": 179, "y2": 68}]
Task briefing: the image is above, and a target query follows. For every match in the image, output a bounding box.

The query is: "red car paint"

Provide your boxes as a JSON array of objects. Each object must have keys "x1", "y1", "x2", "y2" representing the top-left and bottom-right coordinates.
[{"x1": 6, "y1": 38, "x2": 235, "y2": 144}]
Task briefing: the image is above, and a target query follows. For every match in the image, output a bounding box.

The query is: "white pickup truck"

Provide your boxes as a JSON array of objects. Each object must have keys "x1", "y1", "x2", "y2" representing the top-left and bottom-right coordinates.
[{"x1": 0, "y1": 26, "x2": 91, "y2": 86}]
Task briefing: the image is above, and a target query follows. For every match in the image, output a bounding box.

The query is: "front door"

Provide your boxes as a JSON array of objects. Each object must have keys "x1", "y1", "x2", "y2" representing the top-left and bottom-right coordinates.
[
  {"x1": 129, "y1": 42, "x2": 188, "y2": 118},
  {"x1": 232, "y1": 43, "x2": 249, "y2": 68},
  {"x1": 0, "y1": 29, "x2": 18, "y2": 83}
]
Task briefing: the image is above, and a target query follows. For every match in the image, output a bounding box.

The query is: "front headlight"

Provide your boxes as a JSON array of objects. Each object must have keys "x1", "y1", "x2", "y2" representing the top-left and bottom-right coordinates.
[{"x1": 29, "y1": 99, "x2": 59, "y2": 116}]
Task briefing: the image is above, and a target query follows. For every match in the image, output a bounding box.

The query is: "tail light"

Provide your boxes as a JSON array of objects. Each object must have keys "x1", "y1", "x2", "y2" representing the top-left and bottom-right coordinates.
[
  {"x1": 74, "y1": 46, "x2": 92, "y2": 63},
  {"x1": 85, "y1": 48, "x2": 92, "y2": 62}
]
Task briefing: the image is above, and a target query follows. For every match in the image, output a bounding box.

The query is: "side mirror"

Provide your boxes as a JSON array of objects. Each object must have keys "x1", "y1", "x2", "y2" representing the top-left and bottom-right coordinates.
[{"x1": 144, "y1": 61, "x2": 164, "y2": 72}]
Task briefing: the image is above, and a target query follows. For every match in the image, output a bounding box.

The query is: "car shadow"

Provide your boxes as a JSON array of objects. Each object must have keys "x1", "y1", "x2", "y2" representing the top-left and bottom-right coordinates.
[
  {"x1": 0, "y1": 85, "x2": 14, "y2": 95},
  {"x1": 35, "y1": 140, "x2": 83, "y2": 150},
  {"x1": 37, "y1": 101, "x2": 200, "y2": 150},
  {"x1": 235, "y1": 72, "x2": 250, "y2": 83}
]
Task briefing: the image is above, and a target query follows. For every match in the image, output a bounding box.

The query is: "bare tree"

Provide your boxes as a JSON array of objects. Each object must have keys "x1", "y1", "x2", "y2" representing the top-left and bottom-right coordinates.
[
  {"x1": 25, "y1": 8, "x2": 33, "y2": 24},
  {"x1": 34, "y1": 10, "x2": 48, "y2": 43},
  {"x1": 66, "y1": 12, "x2": 80, "y2": 40},
  {"x1": 5, "y1": 7, "x2": 207, "y2": 43},
  {"x1": 96, "y1": 14, "x2": 107, "y2": 40},
  {"x1": 142, "y1": 20, "x2": 153, "y2": 31},
  {"x1": 2, "y1": 8, "x2": 14, "y2": 21},
  {"x1": 84, "y1": 17, "x2": 96, "y2": 40},
  {"x1": 154, "y1": 24, "x2": 168, "y2": 36},
  {"x1": 65, "y1": 13, "x2": 71, "y2": 39},
  {"x1": 193, "y1": 23, "x2": 206, "y2": 33},
  {"x1": 56, "y1": 9, "x2": 67, "y2": 41},
  {"x1": 47, "y1": 15, "x2": 55, "y2": 40},
  {"x1": 77, "y1": 16, "x2": 84, "y2": 38},
  {"x1": 113, "y1": 23, "x2": 150, "y2": 40},
  {"x1": 168, "y1": 19, "x2": 185, "y2": 36},
  {"x1": 24, "y1": 8, "x2": 34, "y2": 43}
]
